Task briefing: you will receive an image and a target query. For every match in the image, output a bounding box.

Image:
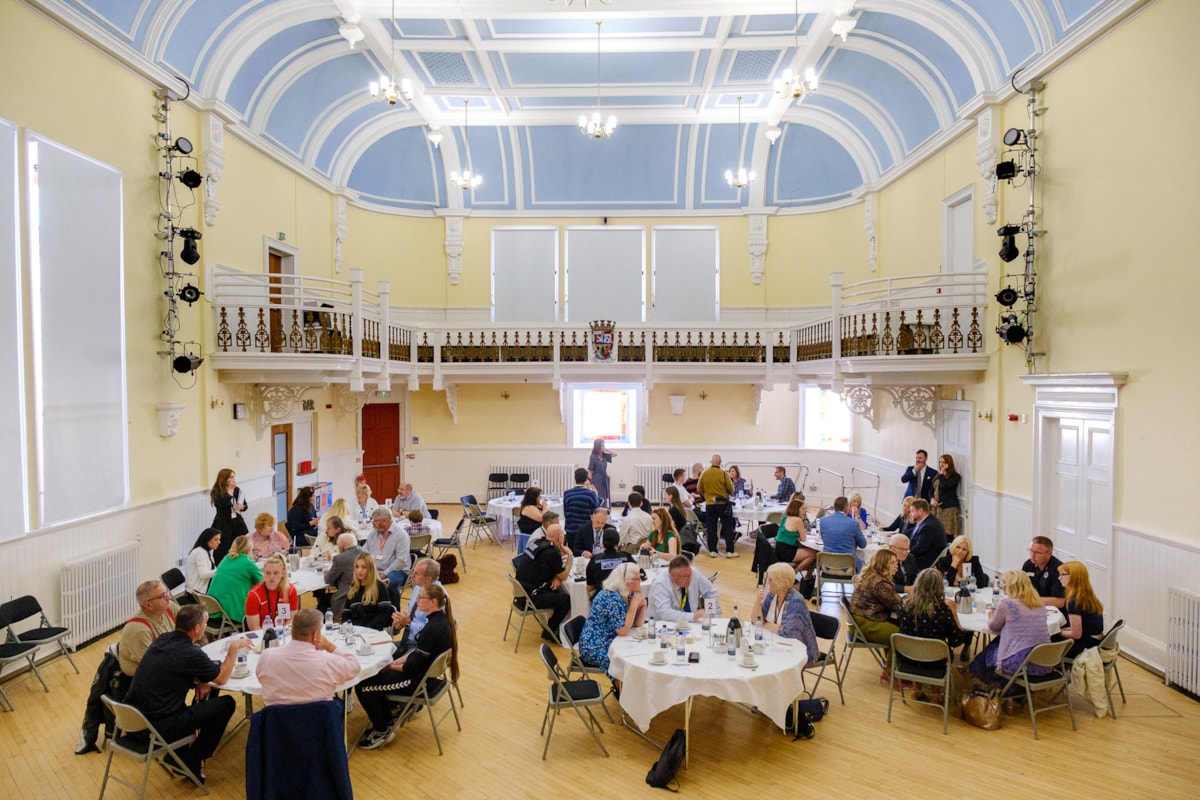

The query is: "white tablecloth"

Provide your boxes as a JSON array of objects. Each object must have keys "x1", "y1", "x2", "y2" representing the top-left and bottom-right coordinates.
[
  {"x1": 731, "y1": 502, "x2": 788, "y2": 525},
  {"x1": 608, "y1": 619, "x2": 807, "y2": 733},
  {"x1": 948, "y1": 588, "x2": 1065, "y2": 636},
  {"x1": 486, "y1": 498, "x2": 564, "y2": 540},
  {"x1": 564, "y1": 558, "x2": 659, "y2": 625},
  {"x1": 350, "y1": 519, "x2": 444, "y2": 543}
]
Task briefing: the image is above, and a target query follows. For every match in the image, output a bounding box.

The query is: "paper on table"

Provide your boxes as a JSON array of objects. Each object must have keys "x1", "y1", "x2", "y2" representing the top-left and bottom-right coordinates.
[{"x1": 363, "y1": 629, "x2": 394, "y2": 646}]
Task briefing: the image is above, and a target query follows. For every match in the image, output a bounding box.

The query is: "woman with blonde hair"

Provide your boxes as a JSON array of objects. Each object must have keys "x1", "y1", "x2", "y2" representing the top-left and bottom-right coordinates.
[
  {"x1": 342, "y1": 552, "x2": 393, "y2": 629},
  {"x1": 882, "y1": 496, "x2": 914, "y2": 536},
  {"x1": 757, "y1": 562, "x2": 819, "y2": 666},
  {"x1": 969, "y1": 570, "x2": 1052, "y2": 684},
  {"x1": 849, "y1": 549, "x2": 903, "y2": 645},
  {"x1": 934, "y1": 535, "x2": 989, "y2": 589},
  {"x1": 321, "y1": 497, "x2": 353, "y2": 533},
  {"x1": 205, "y1": 535, "x2": 262, "y2": 624},
  {"x1": 248, "y1": 512, "x2": 290, "y2": 560},
  {"x1": 352, "y1": 484, "x2": 379, "y2": 525},
  {"x1": 244, "y1": 554, "x2": 298, "y2": 631},
  {"x1": 847, "y1": 493, "x2": 868, "y2": 531},
  {"x1": 579, "y1": 563, "x2": 648, "y2": 672},
  {"x1": 1056, "y1": 561, "x2": 1104, "y2": 659},
  {"x1": 930, "y1": 453, "x2": 962, "y2": 537}
]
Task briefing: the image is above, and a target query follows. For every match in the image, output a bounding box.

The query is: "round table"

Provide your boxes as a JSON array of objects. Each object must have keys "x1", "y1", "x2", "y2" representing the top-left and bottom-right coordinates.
[
  {"x1": 609, "y1": 619, "x2": 807, "y2": 765},
  {"x1": 486, "y1": 497, "x2": 564, "y2": 541},
  {"x1": 948, "y1": 588, "x2": 1066, "y2": 636},
  {"x1": 564, "y1": 557, "x2": 660, "y2": 628}
]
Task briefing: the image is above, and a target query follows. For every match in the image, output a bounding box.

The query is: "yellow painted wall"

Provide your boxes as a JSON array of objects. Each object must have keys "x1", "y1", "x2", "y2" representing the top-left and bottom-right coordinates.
[{"x1": 766, "y1": 205, "x2": 867, "y2": 302}]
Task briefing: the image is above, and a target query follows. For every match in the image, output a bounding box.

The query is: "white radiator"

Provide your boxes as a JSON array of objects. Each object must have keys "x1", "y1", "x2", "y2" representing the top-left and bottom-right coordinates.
[
  {"x1": 1167, "y1": 585, "x2": 1200, "y2": 696},
  {"x1": 61, "y1": 542, "x2": 141, "y2": 647},
  {"x1": 636, "y1": 465, "x2": 681, "y2": 498},
  {"x1": 491, "y1": 464, "x2": 577, "y2": 496}
]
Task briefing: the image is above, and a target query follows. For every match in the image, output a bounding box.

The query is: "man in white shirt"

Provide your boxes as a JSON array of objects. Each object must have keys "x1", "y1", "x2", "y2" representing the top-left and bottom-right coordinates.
[
  {"x1": 391, "y1": 557, "x2": 443, "y2": 647},
  {"x1": 620, "y1": 491, "x2": 654, "y2": 548},
  {"x1": 256, "y1": 609, "x2": 360, "y2": 706},
  {"x1": 648, "y1": 556, "x2": 721, "y2": 624},
  {"x1": 671, "y1": 469, "x2": 695, "y2": 509}
]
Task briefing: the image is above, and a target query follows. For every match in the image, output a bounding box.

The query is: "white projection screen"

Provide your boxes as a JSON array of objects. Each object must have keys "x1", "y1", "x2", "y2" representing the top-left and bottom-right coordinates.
[
  {"x1": 492, "y1": 227, "x2": 558, "y2": 322},
  {"x1": 651, "y1": 226, "x2": 719, "y2": 322},
  {"x1": 0, "y1": 119, "x2": 27, "y2": 538},
  {"x1": 564, "y1": 227, "x2": 645, "y2": 322},
  {"x1": 28, "y1": 133, "x2": 128, "y2": 525}
]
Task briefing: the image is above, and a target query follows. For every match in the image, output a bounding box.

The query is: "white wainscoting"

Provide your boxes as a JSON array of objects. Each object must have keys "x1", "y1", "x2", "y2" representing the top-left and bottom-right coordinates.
[{"x1": 968, "y1": 485, "x2": 1034, "y2": 581}]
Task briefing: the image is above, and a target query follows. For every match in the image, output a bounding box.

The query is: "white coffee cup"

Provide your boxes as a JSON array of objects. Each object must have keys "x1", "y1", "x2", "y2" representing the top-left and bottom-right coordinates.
[
  {"x1": 358, "y1": 641, "x2": 374, "y2": 656},
  {"x1": 649, "y1": 651, "x2": 667, "y2": 665},
  {"x1": 740, "y1": 652, "x2": 756, "y2": 667}
]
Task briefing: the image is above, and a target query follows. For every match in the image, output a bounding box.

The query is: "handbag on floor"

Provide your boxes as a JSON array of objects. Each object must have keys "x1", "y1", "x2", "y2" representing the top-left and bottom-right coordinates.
[
  {"x1": 961, "y1": 690, "x2": 1002, "y2": 730},
  {"x1": 645, "y1": 728, "x2": 686, "y2": 790}
]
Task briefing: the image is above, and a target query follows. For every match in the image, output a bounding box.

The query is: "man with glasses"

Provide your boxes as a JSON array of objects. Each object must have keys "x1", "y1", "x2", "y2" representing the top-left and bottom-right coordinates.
[
  {"x1": 887, "y1": 534, "x2": 917, "y2": 593},
  {"x1": 648, "y1": 556, "x2": 722, "y2": 624},
  {"x1": 1022, "y1": 536, "x2": 1066, "y2": 608}
]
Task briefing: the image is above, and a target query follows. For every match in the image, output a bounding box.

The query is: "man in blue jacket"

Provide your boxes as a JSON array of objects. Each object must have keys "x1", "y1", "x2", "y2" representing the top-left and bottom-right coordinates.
[{"x1": 562, "y1": 467, "x2": 600, "y2": 553}]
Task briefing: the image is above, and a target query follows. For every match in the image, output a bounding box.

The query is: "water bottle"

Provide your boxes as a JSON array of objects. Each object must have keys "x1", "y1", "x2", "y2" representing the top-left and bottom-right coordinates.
[
  {"x1": 647, "y1": 614, "x2": 656, "y2": 641},
  {"x1": 727, "y1": 605, "x2": 743, "y2": 650},
  {"x1": 324, "y1": 609, "x2": 334, "y2": 632},
  {"x1": 261, "y1": 614, "x2": 274, "y2": 647},
  {"x1": 674, "y1": 636, "x2": 686, "y2": 664},
  {"x1": 754, "y1": 615, "x2": 764, "y2": 645},
  {"x1": 262, "y1": 614, "x2": 273, "y2": 633}
]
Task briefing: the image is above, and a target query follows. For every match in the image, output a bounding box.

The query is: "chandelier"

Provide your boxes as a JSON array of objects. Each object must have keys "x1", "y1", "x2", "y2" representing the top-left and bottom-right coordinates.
[
  {"x1": 579, "y1": 21, "x2": 616, "y2": 139},
  {"x1": 724, "y1": 96, "x2": 755, "y2": 189},
  {"x1": 450, "y1": 100, "x2": 482, "y2": 190},
  {"x1": 369, "y1": 0, "x2": 413, "y2": 106},
  {"x1": 773, "y1": 0, "x2": 818, "y2": 103}
]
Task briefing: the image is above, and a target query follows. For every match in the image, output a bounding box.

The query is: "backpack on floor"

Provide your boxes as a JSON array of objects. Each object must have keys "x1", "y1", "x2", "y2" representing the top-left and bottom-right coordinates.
[{"x1": 645, "y1": 728, "x2": 686, "y2": 790}]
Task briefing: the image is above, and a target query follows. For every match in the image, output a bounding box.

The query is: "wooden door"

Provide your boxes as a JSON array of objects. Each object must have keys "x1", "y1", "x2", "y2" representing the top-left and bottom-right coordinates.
[
  {"x1": 362, "y1": 403, "x2": 401, "y2": 502},
  {"x1": 271, "y1": 423, "x2": 292, "y2": 523},
  {"x1": 268, "y1": 251, "x2": 283, "y2": 352}
]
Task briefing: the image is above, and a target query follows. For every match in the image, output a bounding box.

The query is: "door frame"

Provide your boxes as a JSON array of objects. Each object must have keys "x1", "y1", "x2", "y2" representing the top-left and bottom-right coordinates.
[
  {"x1": 271, "y1": 423, "x2": 293, "y2": 523},
  {"x1": 937, "y1": 398, "x2": 974, "y2": 538}
]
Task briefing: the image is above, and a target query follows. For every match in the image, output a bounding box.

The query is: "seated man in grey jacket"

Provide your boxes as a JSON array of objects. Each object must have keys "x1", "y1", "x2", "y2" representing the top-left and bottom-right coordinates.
[{"x1": 323, "y1": 532, "x2": 365, "y2": 619}]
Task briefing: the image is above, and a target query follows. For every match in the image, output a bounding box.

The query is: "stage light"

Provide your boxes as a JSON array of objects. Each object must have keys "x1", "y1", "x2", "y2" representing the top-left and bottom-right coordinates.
[
  {"x1": 173, "y1": 354, "x2": 203, "y2": 374},
  {"x1": 178, "y1": 227, "x2": 202, "y2": 265},
  {"x1": 179, "y1": 169, "x2": 203, "y2": 189},
  {"x1": 996, "y1": 313, "x2": 1027, "y2": 344},
  {"x1": 1003, "y1": 128, "x2": 1025, "y2": 147},
  {"x1": 170, "y1": 136, "x2": 193, "y2": 155},
  {"x1": 178, "y1": 284, "x2": 203, "y2": 305},
  {"x1": 997, "y1": 224, "x2": 1021, "y2": 263},
  {"x1": 995, "y1": 287, "x2": 1019, "y2": 307},
  {"x1": 995, "y1": 160, "x2": 1016, "y2": 180}
]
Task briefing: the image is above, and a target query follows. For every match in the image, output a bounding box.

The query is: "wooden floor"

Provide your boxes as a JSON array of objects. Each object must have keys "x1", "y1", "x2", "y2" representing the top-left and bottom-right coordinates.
[{"x1": 2, "y1": 504, "x2": 1198, "y2": 799}]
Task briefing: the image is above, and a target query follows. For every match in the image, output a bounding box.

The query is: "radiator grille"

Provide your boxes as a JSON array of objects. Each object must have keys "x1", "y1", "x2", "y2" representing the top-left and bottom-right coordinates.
[
  {"x1": 635, "y1": 465, "x2": 680, "y2": 498},
  {"x1": 61, "y1": 543, "x2": 140, "y2": 647},
  {"x1": 490, "y1": 464, "x2": 577, "y2": 496},
  {"x1": 1167, "y1": 585, "x2": 1200, "y2": 696}
]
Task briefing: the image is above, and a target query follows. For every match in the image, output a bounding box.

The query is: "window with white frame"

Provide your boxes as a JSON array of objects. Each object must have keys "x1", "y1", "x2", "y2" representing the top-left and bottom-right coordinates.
[
  {"x1": 568, "y1": 384, "x2": 640, "y2": 448},
  {"x1": 801, "y1": 387, "x2": 851, "y2": 451}
]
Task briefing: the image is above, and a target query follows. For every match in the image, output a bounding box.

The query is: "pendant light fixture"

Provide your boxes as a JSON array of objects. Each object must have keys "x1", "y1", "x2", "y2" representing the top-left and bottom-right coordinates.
[
  {"x1": 725, "y1": 96, "x2": 755, "y2": 189},
  {"x1": 579, "y1": 21, "x2": 617, "y2": 139}
]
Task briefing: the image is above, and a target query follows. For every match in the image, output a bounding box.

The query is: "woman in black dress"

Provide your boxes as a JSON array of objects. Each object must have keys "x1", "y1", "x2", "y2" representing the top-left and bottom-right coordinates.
[
  {"x1": 209, "y1": 468, "x2": 248, "y2": 564},
  {"x1": 931, "y1": 453, "x2": 962, "y2": 538},
  {"x1": 354, "y1": 584, "x2": 459, "y2": 750},
  {"x1": 286, "y1": 486, "x2": 320, "y2": 547},
  {"x1": 587, "y1": 438, "x2": 615, "y2": 507},
  {"x1": 516, "y1": 487, "x2": 546, "y2": 535}
]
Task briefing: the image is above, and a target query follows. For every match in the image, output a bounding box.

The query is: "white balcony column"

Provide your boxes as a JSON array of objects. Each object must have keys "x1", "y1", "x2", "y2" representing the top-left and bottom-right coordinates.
[
  {"x1": 377, "y1": 280, "x2": 391, "y2": 392},
  {"x1": 830, "y1": 271, "x2": 844, "y2": 393},
  {"x1": 350, "y1": 268, "x2": 364, "y2": 392},
  {"x1": 444, "y1": 215, "x2": 465, "y2": 285},
  {"x1": 748, "y1": 214, "x2": 768, "y2": 285}
]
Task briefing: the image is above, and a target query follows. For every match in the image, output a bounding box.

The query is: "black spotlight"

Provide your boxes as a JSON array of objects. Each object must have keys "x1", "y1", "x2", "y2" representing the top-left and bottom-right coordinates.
[
  {"x1": 178, "y1": 227, "x2": 202, "y2": 265},
  {"x1": 179, "y1": 169, "x2": 203, "y2": 189},
  {"x1": 1002, "y1": 128, "x2": 1025, "y2": 147},
  {"x1": 170, "y1": 136, "x2": 193, "y2": 155},
  {"x1": 172, "y1": 353, "x2": 203, "y2": 374},
  {"x1": 178, "y1": 284, "x2": 203, "y2": 305},
  {"x1": 995, "y1": 287, "x2": 1019, "y2": 307},
  {"x1": 996, "y1": 313, "x2": 1027, "y2": 344},
  {"x1": 995, "y1": 160, "x2": 1017, "y2": 180},
  {"x1": 997, "y1": 224, "x2": 1021, "y2": 263}
]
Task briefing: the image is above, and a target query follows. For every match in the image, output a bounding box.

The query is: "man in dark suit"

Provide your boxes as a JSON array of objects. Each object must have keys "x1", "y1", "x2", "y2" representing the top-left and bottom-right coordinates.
[
  {"x1": 888, "y1": 534, "x2": 918, "y2": 593},
  {"x1": 908, "y1": 499, "x2": 947, "y2": 573},
  {"x1": 901, "y1": 449, "x2": 937, "y2": 501},
  {"x1": 322, "y1": 532, "x2": 366, "y2": 619}
]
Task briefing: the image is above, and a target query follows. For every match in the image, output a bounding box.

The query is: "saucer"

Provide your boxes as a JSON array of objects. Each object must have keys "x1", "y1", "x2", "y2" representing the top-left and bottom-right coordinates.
[
  {"x1": 232, "y1": 665, "x2": 250, "y2": 679},
  {"x1": 648, "y1": 654, "x2": 668, "y2": 666}
]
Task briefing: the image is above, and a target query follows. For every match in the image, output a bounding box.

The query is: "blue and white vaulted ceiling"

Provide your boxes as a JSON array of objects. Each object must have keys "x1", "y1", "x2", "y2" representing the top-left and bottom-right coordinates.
[{"x1": 38, "y1": 0, "x2": 1137, "y2": 214}]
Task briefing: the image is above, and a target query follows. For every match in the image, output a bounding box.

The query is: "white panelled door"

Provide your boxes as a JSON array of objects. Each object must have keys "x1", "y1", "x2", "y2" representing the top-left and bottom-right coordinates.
[{"x1": 938, "y1": 400, "x2": 973, "y2": 537}]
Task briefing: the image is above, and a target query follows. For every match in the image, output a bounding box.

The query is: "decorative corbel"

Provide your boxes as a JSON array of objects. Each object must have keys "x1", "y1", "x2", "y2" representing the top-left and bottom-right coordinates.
[
  {"x1": 247, "y1": 384, "x2": 311, "y2": 440},
  {"x1": 444, "y1": 383, "x2": 458, "y2": 424},
  {"x1": 333, "y1": 196, "x2": 347, "y2": 274},
  {"x1": 201, "y1": 112, "x2": 225, "y2": 227},
  {"x1": 752, "y1": 384, "x2": 764, "y2": 426},
  {"x1": 881, "y1": 386, "x2": 937, "y2": 433},
  {"x1": 444, "y1": 216, "x2": 464, "y2": 285},
  {"x1": 748, "y1": 214, "x2": 767, "y2": 285},
  {"x1": 332, "y1": 383, "x2": 370, "y2": 422},
  {"x1": 863, "y1": 192, "x2": 878, "y2": 272},
  {"x1": 841, "y1": 385, "x2": 877, "y2": 431},
  {"x1": 156, "y1": 403, "x2": 185, "y2": 437},
  {"x1": 976, "y1": 107, "x2": 999, "y2": 225}
]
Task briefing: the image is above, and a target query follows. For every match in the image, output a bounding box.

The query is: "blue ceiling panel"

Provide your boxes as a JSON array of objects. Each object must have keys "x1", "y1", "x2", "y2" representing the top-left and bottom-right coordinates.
[
  {"x1": 741, "y1": 14, "x2": 815, "y2": 36},
  {"x1": 518, "y1": 96, "x2": 691, "y2": 109},
  {"x1": 695, "y1": 124, "x2": 752, "y2": 209},
  {"x1": 395, "y1": 18, "x2": 457, "y2": 38},
  {"x1": 856, "y1": 13, "x2": 978, "y2": 108},
  {"x1": 524, "y1": 126, "x2": 684, "y2": 209},
  {"x1": 504, "y1": 51, "x2": 698, "y2": 86},
  {"x1": 348, "y1": 127, "x2": 439, "y2": 206},
  {"x1": 264, "y1": 55, "x2": 375, "y2": 154},
  {"x1": 825, "y1": 50, "x2": 940, "y2": 149},
  {"x1": 72, "y1": 0, "x2": 146, "y2": 42},
  {"x1": 958, "y1": 0, "x2": 1039, "y2": 70},
  {"x1": 417, "y1": 51, "x2": 476, "y2": 85},
  {"x1": 312, "y1": 104, "x2": 388, "y2": 176},
  {"x1": 225, "y1": 20, "x2": 341, "y2": 116},
  {"x1": 484, "y1": 17, "x2": 708, "y2": 38},
  {"x1": 456, "y1": 127, "x2": 512, "y2": 210},
  {"x1": 1056, "y1": 0, "x2": 1107, "y2": 31},
  {"x1": 728, "y1": 50, "x2": 784, "y2": 83},
  {"x1": 805, "y1": 94, "x2": 895, "y2": 173},
  {"x1": 769, "y1": 125, "x2": 862, "y2": 206},
  {"x1": 160, "y1": 0, "x2": 253, "y2": 79}
]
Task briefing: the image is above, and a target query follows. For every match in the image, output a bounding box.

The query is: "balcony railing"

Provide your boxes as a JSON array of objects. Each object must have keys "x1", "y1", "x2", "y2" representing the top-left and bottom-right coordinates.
[{"x1": 207, "y1": 266, "x2": 988, "y2": 383}]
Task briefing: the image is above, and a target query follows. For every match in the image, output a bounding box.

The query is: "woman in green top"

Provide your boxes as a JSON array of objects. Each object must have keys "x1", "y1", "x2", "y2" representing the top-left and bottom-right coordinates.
[
  {"x1": 645, "y1": 508, "x2": 680, "y2": 562},
  {"x1": 205, "y1": 535, "x2": 263, "y2": 623},
  {"x1": 774, "y1": 494, "x2": 817, "y2": 574}
]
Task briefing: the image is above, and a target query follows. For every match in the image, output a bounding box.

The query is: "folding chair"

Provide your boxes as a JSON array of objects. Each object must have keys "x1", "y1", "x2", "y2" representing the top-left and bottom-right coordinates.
[
  {"x1": 386, "y1": 650, "x2": 461, "y2": 755},
  {"x1": 509, "y1": 472, "x2": 531, "y2": 495},
  {"x1": 0, "y1": 594, "x2": 78, "y2": 675},
  {"x1": 887, "y1": 633, "x2": 952, "y2": 734},
  {"x1": 802, "y1": 611, "x2": 845, "y2": 704},
  {"x1": 0, "y1": 641, "x2": 45, "y2": 711},
  {"x1": 98, "y1": 695, "x2": 207, "y2": 798},
  {"x1": 539, "y1": 644, "x2": 608, "y2": 759},
  {"x1": 409, "y1": 533, "x2": 432, "y2": 559},
  {"x1": 752, "y1": 528, "x2": 778, "y2": 585},
  {"x1": 998, "y1": 639, "x2": 1077, "y2": 739},
  {"x1": 459, "y1": 494, "x2": 498, "y2": 549},
  {"x1": 504, "y1": 575, "x2": 558, "y2": 651},
  {"x1": 560, "y1": 616, "x2": 614, "y2": 720},
  {"x1": 160, "y1": 568, "x2": 188, "y2": 601},
  {"x1": 815, "y1": 552, "x2": 856, "y2": 599},
  {"x1": 1066, "y1": 619, "x2": 1126, "y2": 718},
  {"x1": 191, "y1": 592, "x2": 238, "y2": 641},
  {"x1": 838, "y1": 597, "x2": 889, "y2": 672}
]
